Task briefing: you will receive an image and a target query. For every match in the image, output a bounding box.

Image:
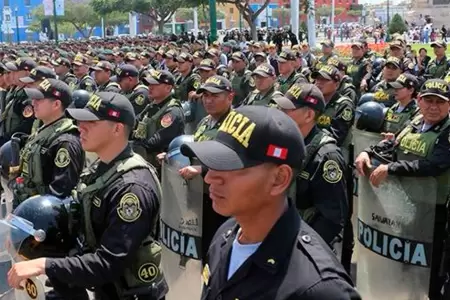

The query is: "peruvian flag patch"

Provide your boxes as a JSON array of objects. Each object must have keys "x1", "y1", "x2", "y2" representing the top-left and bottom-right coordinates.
[{"x1": 266, "y1": 144, "x2": 288, "y2": 160}]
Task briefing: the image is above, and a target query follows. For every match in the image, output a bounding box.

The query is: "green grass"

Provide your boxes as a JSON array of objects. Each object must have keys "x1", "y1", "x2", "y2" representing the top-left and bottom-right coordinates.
[{"x1": 410, "y1": 43, "x2": 450, "y2": 58}]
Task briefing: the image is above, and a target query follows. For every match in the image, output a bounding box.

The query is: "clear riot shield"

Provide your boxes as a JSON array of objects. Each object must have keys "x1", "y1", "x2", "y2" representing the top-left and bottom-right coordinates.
[
  {"x1": 160, "y1": 160, "x2": 203, "y2": 300},
  {"x1": 356, "y1": 174, "x2": 437, "y2": 300},
  {"x1": 0, "y1": 214, "x2": 46, "y2": 300},
  {"x1": 352, "y1": 128, "x2": 383, "y2": 197}
]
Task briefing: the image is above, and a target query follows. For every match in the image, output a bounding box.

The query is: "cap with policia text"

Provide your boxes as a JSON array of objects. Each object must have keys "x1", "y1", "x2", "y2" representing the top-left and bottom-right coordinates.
[
  {"x1": 420, "y1": 79, "x2": 450, "y2": 101},
  {"x1": 66, "y1": 92, "x2": 136, "y2": 128},
  {"x1": 387, "y1": 73, "x2": 419, "y2": 90},
  {"x1": 24, "y1": 79, "x2": 72, "y2": 107},
  {"x1": 181, "y1": 106, "x2": 305, "y2": 171},
  {"x1": 277, "y1": 50, "x2": 296, "y2": 62},
  {"x1": 51, "y1": 57, "x2": 71, "y2": 68},
  {"x1": 385, "y1": 56, "x2": 403, "y2": 69},
  {"x1": 431, "y1": 40, "x2": 447, "y2": 48},
  {"x1": 321, "y1": 39, "x2": 335, "y2": 48},
  {"x1": 90, "y1": 61, "x2": 114, "y2": 71},
  {"x1": 116, "y1": 64, "x2": 139, "y2": 78},
  {"x1": 273, "y1": 83, "x2": 326, "y2": 113},
  {"x1": 312, "y1": 65, "x2": 341, "y2": 82},
  {"x1": 175, "y1": 52, "x2": 193, "y2": 63},
  {"x1": 15, "y1": 57, "x2": 37, "y2": 71},
  {"x1": 142, "y1": 69, "x2": 175, "y2": 85},
  {"x1": 252, "y1": 63, "x2": 276, "y2": 77},
  {"x1": 19, "y1": 66, "x2": 56, "y2": 83},
  {"x1": 197, "y1": 59, "x2": 216, "y2": 71},
  {"x1": 197, "y1": 75, "x2": 233, "y2": 94}
]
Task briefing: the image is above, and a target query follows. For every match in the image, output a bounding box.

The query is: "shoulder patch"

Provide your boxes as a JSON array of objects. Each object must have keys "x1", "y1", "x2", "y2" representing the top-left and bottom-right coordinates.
[
  {"x1": 54, "y1": 148, "x2": 71, "y2": 168},
  {"x1": 322, "y1": 160, "x2": 343, "y2": 184},
  {"x1": 249, "y1": 76, "x2": 255, "y2": 87},
  {"x1": 117, "y1": 193, "x2": 142, "y2": 222},
  {"x1": 160, "y1": 113, "x2": 173, "y2": 128},
  {"x1": 193, "y1": 80, "x2": 200, "y2": 90},
  {"x1": 135, "y1": 94, "x2": 145, "y2": 106},
  {"x1": 341, "y1": 106, "x2": 354, "y2": 121},
  {"x1": 408, "y1": 62, "x2": 415, "y2": 69},
  {"x1": 22, "y1": 105, "x2": 33, "y2": 118}
]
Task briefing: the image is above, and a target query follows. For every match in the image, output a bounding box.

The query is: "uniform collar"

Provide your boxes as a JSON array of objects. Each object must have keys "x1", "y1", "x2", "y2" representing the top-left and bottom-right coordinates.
[
  {"x1": 303, "y1": 126, "x2": 320, "y2": 145},
  {"x1": 221, "y1": 200, "x2": 300, "y2": 276},
  {"x1": 412, "y1": 115, "x2": 449, "y2": 132},
  {"x1": 154, "y1": 95, "x2": 173, "y2": 108},
  {"x1": 96, "y1": 143, "x2": 133, "y2": 176}
]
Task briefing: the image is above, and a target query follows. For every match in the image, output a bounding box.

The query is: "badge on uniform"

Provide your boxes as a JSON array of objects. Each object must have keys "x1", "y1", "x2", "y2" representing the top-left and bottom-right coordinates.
[
  {"x1": 322, "y1": 160, "x2": 342, "y2": 184},
  {"x1": 341, "y1": 107, "x2": 353, "y2": 122},
  {"x1": 160, "y1": 113, "x2": 173, "y2": 128},
  {"x1": 22, "y1": 105, "x2": 34, "y2": 118},
  {"x1": 202, "y1": 264, "x2": 211, "y2": 286},
  {"x1": 54, "y1": 148, "x2": 71, "y2": 168},
  {"x1": 135, "y1": 94, "x2": 145, "y2": 106},
  {"x1": 193, "y1": 81, "x2": 200, "y2": 90},
  {"x1": 117, "y1": 193, "x2": 142, "y2": 222}
]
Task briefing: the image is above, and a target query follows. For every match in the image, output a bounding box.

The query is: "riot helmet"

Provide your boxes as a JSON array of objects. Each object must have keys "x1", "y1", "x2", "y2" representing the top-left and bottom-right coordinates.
[
  {"x1": 371, "y1": 57, "x2": 386, "y2": 80},
  {"x1": 167, "y1": 135, "x2": 194, "y2": 169},
  {"x1": 71, "y1": 89, "x2": 91, "y2": 108},
  {"x1": 355, "y1": 101, "x2": 386, "y2": 133},
  {"x1": 7, "y1": 195, "x2": 80, "y2": 260},
  {"x1": 358, "y1": 93, "x2": 375, "y2": 106},
  {"x1": 0, "y1": 141, "x2": 13, "y2": 180}
]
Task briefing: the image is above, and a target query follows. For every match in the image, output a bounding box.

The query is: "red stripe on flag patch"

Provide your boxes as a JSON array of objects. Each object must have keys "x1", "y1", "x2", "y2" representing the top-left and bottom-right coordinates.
[
  {"x1": 108, "y1": 109, "x2": 120, "y2": 117},
  {"x1": 266, "y1": 144, "x2": 288, "y2": 160}
]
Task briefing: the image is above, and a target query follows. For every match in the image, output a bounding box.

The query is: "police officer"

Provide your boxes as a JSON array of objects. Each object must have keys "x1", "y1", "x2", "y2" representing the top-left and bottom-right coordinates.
[
  {"x1": 173, "y1": 52, "x2": 201, "y2": 102},
  {"x1": 230, "y1": 51, "x2": 255, "y2": 107},
  {"x1": 7, "y1": 92, "x2": 167, "y2": 300},
  {"x1": 370, "y1": 56, "x2": 403, "y2": 108},
  {"x1": 312, "y1": 66, "x2": 355, "y2": 147},
  {"x1": 163, "y1": 49, "x2": 179, "y2": 77},
  {"x1": 51, "y1": 57, "x2": 77, "y2": 86},
  {"x1": 91, "y1": 61, "x2": 121, "y2": 93},
  {"x1": 72, "y1": 54, "x2": 97, "y2": 92},
  {"x1": 242, "y1": 63, "x2": 278, "y2": 107},
  {"x1": 347, "y1": 42, "x2": 369, "y2": 97},
  {"x1": 356, "y1": 79, "x2": 450, "y2": 299},
  {"x1": 19, "y1": 66, "x2": 57, "y2": 88},
  {"x1": 276, "y1": 49, "x2": 307, "y2": 94},
  {"x1": 388, "y1": 39, "x2": 416, "y2": 74},
  {"x1": 13, "y1": 79, "x2": 84, "y2": 203},
  {"x1": 315, "y1": 39, "x2": 337, "y2": 71},
  {"x1": 424, "y1": 40, "x2": 450, "y2": 79},
  {"x1": 116, "y1": 64, "x2": 149, "y2": 115},
  {"x1": 383, "y1": 73, "x2": 420, "y2": 133},
  {"x1": 133, "y1": 70, "x2": 184, "y2": 165},
  {"x1": 327, "y1": 57, "x2": 357, "y2": 103},
  {"x1": 1, "y1": 57, "x2": 38, "y2": 142},
  {"x1": 274, "y1": 82, "x2": 348, "y2": 247},
  {"x1": 168, "y1": 75, "x2": 233, "y2": 263},
  {"x1": 180, "y1": 105, "x2": 360, "y2": 300}
]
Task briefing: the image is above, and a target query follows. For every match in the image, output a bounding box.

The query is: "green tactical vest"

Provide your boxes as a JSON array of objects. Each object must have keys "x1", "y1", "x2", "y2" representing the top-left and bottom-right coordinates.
[
  {"x1": 276, "y1": 71, "x2": 302, "y2": 95},
  {"x1": 396, "y1": 115, "x2": 450, "y2": 205},
  {"x1": 174, "y1": 72, "x2": 199, "y2": 102},
  {"x1": 427, "y1": 58, "x2": 449, "y2": 79},
  {"x1": 100, "y1": 81, "x2": 120, "y2": 92},
  {"x1": 347, "y1": 58, "x2": 365, "y2": 89},
  {"x1": 382, "y1": 102, "x2": 418, "y2": 134},
  {"x1": 2, "y1": 88, "x2": 27, "y2": 135},
  {"x1": 133, "y1": 98, "x2": 181, "y2": 161},
  {"x1": 193, "y1": 116, "x2": 222, "y2": 142},
  {"x1": 77, "y1": 153, "x2": 165, "y2": 292},
  {"x1": 245, "y1": 87, "x2": 277, "y2": 107},
  {"x1": 17, "y1": 118, "x2": 77, "y2": 201},
  {"x1": 231, "y1": 69, "x2": 251, "y2": 105},
  {"x1": 288, "y1": 130, "x2": 336, "y2": 222}
]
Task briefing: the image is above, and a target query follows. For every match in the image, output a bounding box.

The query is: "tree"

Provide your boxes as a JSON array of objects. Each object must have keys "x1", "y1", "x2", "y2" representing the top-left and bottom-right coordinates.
[
  {"x1": 31, "y1": 1, "x2": 101, "y2": 38},
  {"x1": 271, "y1": 8, "x2": 291, "y2": 27},
  {"x1": 91, "y1": 0, "x2": 200, "y2": 33},
  {"x1": 316, "y1": 5, "x2": 344, "y2": 17},
  {"x1": 347, "y1": 10, "x2": 362, "y2": 17},
  {"x1": 176, "y1": 7, "x2": 225, "y2": 23},
  {"x1": 388, "y1": 13, "x2": 407, "y2": 34}
]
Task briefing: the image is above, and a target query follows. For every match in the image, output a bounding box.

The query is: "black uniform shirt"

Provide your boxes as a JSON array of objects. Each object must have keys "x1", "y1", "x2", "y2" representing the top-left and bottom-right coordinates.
[
  {"x1": 296, "y1": 126, "x2": 348, "y2": 244},
  {"x1": 40, "y1": 117, "x2": 85, "y2": 197},
  {"x1": 45, "y1": 144, "x2": 160, "y2": 289},
  {"x1": 201, "y1": 201, "x2": 360, "y2": 300}
]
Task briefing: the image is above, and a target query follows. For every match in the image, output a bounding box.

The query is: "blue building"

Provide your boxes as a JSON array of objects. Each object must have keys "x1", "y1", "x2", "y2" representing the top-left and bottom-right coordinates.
[{"x1": 0, "y1": 0, "x2": 130, "y2": 42}]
